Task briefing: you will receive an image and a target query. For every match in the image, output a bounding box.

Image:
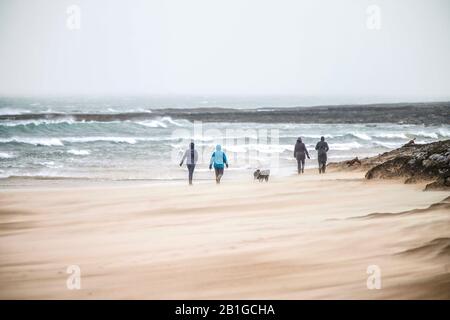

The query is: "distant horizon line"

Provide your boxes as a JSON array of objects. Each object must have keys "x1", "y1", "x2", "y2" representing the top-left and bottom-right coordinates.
[
  {"x1": 1, "y1": 93, "x2": 450, "y2": 103},
  {"x1": 1, "y1": 93, "x2": 450, "y2": 97}
]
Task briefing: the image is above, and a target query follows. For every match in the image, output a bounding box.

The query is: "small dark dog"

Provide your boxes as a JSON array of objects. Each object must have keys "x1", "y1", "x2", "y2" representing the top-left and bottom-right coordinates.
[{"x1": 253, "y1": 169, "x2": 270, "y2": 182}]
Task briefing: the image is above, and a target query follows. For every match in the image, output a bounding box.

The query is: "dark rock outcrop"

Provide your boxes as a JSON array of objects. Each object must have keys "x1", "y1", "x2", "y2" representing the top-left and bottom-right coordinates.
[{"x1": 330, "y1": 140, "x2": 450, "y2": 190}]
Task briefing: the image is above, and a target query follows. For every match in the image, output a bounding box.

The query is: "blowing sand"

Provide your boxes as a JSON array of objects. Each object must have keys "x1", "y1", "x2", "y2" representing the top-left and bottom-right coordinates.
[{"x1": 0, "y1": 170, "x2": 449, "y2": 299}]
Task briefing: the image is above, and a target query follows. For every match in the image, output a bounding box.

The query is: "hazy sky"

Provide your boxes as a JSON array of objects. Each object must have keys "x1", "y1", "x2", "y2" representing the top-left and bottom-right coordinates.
[{"x1": 0, "y1": 0, "x2": 449, "y2": 98}]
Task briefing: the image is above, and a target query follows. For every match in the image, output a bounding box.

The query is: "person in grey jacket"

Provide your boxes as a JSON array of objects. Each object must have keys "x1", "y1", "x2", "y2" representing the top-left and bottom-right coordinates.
[
  {"x1": 180, "y1": 142, "x2": 199, "y2": 185},
  {"x1": 294, "y1": 137, "x2": 310, "y2": 174},
  {"x1": 315, "y1": 136, "x2": 329, "y2": 174}
]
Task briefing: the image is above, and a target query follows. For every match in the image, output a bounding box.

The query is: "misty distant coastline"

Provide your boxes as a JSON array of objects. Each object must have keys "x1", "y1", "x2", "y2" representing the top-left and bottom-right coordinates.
[{"x1": 2, "y1": 101, "x2": 449, "y2": 125}]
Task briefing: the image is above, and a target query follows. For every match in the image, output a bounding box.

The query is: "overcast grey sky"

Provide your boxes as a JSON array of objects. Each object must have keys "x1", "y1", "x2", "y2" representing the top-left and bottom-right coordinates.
[{"x1": 0, "y1": 0, "x2": 449, "y2": 99}]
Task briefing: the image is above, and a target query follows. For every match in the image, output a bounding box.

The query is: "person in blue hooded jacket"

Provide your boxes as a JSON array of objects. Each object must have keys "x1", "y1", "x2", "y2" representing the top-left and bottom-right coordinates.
[{"x1": 209, "y1": 144, "x2": 228, "y2": 184}]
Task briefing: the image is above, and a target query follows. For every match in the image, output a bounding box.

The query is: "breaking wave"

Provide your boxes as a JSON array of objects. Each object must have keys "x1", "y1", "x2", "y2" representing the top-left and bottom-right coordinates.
[
  {"x1": 67, "y1": 149, "x2": 91, "y2": 156},
  {"x1": 0, "y1": 152, "x2": 15, "y2": 159},
  {"x1": 0, "y1": 137, "x2": 64, "y2": 146},
  {"x1": 329, "y1": 142, "x2": 363, "y2": 151},
  {"x1": 0, "y1": 136, "x2": 142, "y2": 146},
  {"x1": 0, "y1": 117, "x2": 76, "y2": 127}
]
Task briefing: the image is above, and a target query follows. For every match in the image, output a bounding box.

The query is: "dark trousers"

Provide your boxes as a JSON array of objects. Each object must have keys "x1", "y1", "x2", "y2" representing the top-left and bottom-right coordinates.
[
  {"x1": 214, "y1": 167, "x2": 224, "y2": 184},
  {"x1": 187, "y1": 164, "x2": 195, "y2": 184},
  {"x1": 318, "y1": 153, "x2": 327, "y2": 174},
  {"x1": 318, "y1": 161, "x2": 326, "y2": 174},
  {"x1": 297, "y1": 159, "x2": 305, "y2": 174}
]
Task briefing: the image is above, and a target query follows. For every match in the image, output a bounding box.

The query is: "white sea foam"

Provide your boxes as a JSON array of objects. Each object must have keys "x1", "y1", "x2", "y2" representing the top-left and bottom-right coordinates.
[
  {"x1": 0, "y1": 137, "x2": 64, "y2": 146},
  {"x1": 299, "y1": 134, "x2": 335, "y2": 139},
  {"x1": 415, "y1": 131, "x2": 438, "y2": 139},
  {"x1": 0, "y1": 117, "x2": 76, "y2": 127},
  {"x1": 37, "y1": 161, "x2": 64, "y2": 169},
  {"x1": 0, "y1": 135, "x2": 161, "y2": 146},
  {"x1": 67, "y1": 149, "x2": 91, "y2": 155},
  {"x1": 350, "y1": 132, "x2": 372, "y2": 141},
  {"x1": 372, "y1": 141, "x2": 404, "y2": 149},
  {"x1": 0, "y1": 171, "x2": 79, "y2": 180},
  {"x1": 222, "y1": 145, "x2": 248, "y2": 153},
  {"x1": 136, "y1": 116, "x2": 186, "y2": 128},
  {"x1": 162, "y1": 116, "x2": 183, "y2": 126},
  {"x1": 63, "y1": 137, "x2": 137, "y2": 144},
  {"x1": 373, "y1": 133, "x2": 408, "y2": 139},
  {"x1": 438, "y1": 128, "x2": 450, "y2": 137},
  {"x1": 136, "y1": 120, "x2": 168, "y2": 128},
  {"x1": 126, "y1": 108, "x2": 153, "y2": 113},
  {"x1": 0, "y1": 152, "x2": 15, "y2": 159},
  {"x1": 245, "y1": 144, "x2": 293, "y2": 153},
  {"x1": 329, "y1": 142, "x2": 363, "y2": 151},
  {"x1": 0, "y1": 108, "x2": 32, "y2": 115}
]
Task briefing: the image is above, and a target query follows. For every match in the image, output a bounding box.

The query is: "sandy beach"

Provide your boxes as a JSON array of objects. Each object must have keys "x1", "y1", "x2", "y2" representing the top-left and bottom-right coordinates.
[
  {"x1": 2, "y1": 0, "x2": 450, "y2": 306},
  {"x1": 0, "y1": 169, "x2": 448, "y2": 299}
]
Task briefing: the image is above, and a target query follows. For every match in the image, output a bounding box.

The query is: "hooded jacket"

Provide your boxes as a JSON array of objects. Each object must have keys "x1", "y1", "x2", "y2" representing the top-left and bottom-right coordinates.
[
  {"x1": 315, "y1": 140, "x2": 329, "y2": 162},
  {"x1": 210, "y1": 145, "x2": 228, "y2": 169},
  {"x1": 294, "y1": 139, "x2": 309, "y2": 160},
  {"x1": 181, "y1": 144, "x2": 198, "y2": 165}
]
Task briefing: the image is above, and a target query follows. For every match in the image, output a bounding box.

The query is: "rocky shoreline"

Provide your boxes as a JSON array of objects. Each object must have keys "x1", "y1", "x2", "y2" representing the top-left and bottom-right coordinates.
[
  {"x1": 329, "y1": 139, "x2": 450, "y2": 190},
  {"x1": 1, "y1": 101, "x2": 449, "y2": 125}
]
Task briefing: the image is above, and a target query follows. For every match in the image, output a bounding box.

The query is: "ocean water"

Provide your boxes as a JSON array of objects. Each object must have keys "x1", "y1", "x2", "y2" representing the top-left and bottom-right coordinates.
[{"x1": 1, "y1": 97, "x2": 449, "y2": 182}]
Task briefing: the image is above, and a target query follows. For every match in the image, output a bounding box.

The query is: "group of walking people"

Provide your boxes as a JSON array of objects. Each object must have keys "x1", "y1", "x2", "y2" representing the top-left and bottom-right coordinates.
[
  {"x1": 294, "y1": 136, "x2": 329, "y2": 174},
  {"x1": 180, "y1": 143, "x2": 228, "y2": 185},
  {"x1": 179, "y1": 137, "x2": 329, "y2": 185}
]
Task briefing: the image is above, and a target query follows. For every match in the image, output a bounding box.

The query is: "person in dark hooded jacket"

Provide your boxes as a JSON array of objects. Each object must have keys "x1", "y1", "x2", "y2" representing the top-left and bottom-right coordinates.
[
  {"x1": 315, "y1": 136, "x2": 329, "y2": 174},
  {"x1": 293, "y1": 137, "x2": 310, "y2": 174}
]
